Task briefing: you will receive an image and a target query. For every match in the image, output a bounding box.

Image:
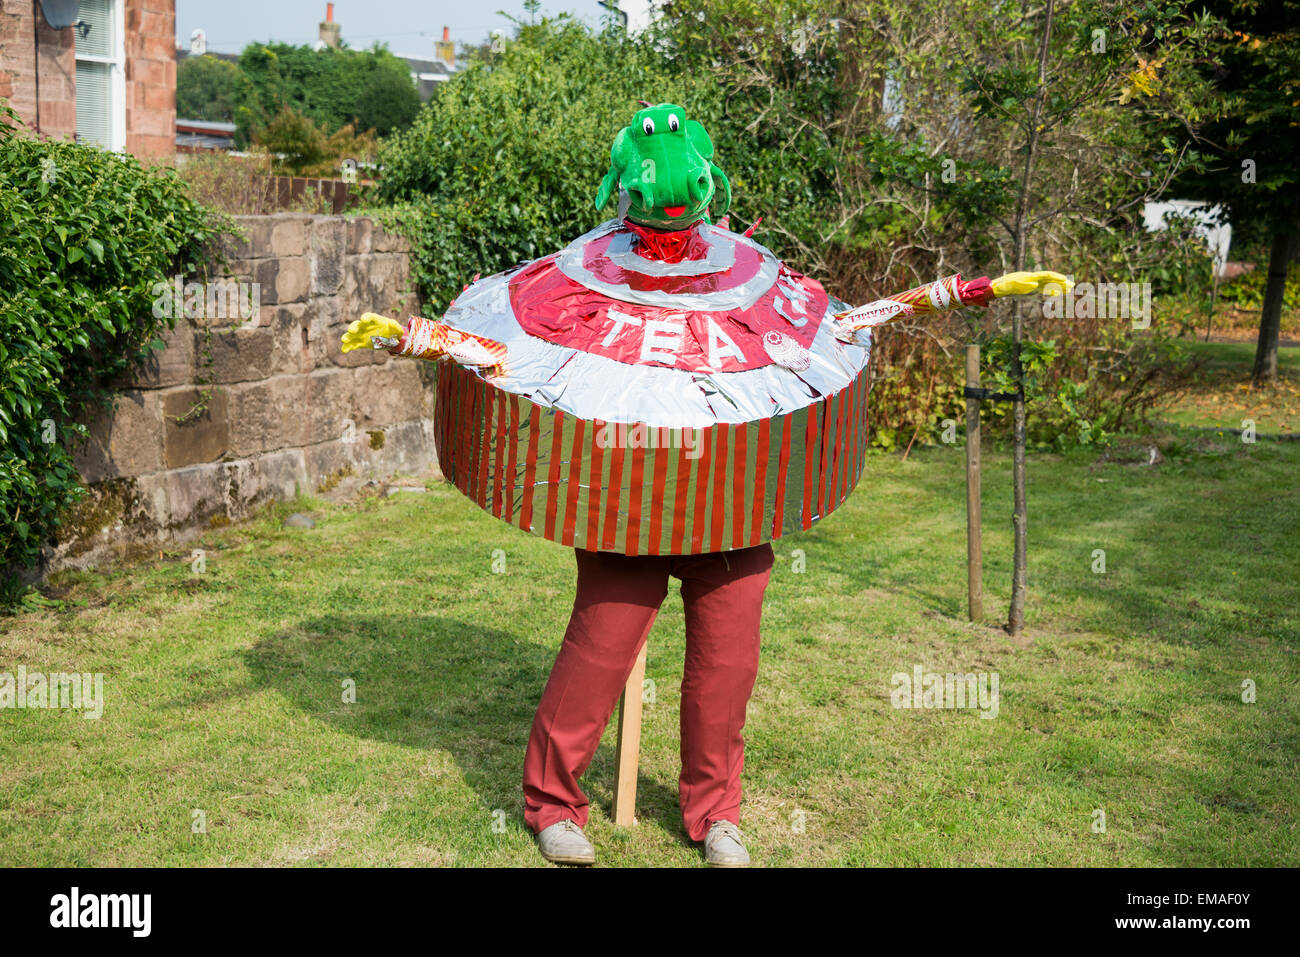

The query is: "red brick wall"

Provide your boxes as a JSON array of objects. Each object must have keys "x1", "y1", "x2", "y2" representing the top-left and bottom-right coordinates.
[
  {"x1": 0, "y1": 0, "x2": 174, "y2": 160},
  {"x1": 0, "y1": 0, "x2": 78, "y2": 142},
  {"x1": 125, "y1": 0, "x2": 174, "y2": 159}
]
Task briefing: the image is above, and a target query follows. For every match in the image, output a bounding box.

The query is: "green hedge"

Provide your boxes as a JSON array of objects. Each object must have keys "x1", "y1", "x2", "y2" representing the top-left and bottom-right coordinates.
[
  {"x1": 232, "y1": 43, "x2": 421, "y2": 146},
  {"x1": 0, "y1": 105, "x2": 224, "y2": 603},
  {"x1": 1218, "y1": 263, "x2": 1300, "y2": 312}
]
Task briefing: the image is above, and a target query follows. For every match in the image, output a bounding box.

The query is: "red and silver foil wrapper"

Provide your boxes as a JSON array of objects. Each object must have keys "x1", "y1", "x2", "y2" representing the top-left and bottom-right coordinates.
[{"x1": 402, "y1": 217, "x2": 980, "y2": 555}]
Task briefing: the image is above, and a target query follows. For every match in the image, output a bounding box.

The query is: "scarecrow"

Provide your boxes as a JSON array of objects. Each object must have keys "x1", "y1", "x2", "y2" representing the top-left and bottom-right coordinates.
[{"x1": 342, "y1": 103, "x2": 1068, "y2": 867}]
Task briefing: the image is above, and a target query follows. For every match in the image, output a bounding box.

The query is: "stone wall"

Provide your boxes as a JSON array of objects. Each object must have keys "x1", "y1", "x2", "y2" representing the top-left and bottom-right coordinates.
[{"x1": 54, "y1": 213, "x2": 436, "y2": 569}]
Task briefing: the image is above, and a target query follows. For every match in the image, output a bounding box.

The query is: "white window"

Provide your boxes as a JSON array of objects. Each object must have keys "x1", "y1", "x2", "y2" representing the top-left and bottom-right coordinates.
[{"x1": 74, "y1": 0, "x2": 125, "y2": 150}]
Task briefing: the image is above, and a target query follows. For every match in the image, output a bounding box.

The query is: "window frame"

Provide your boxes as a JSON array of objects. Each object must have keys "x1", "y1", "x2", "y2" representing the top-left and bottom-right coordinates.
[{"x1": 73, "y1": 0, "x2": 126, "y2": 151}]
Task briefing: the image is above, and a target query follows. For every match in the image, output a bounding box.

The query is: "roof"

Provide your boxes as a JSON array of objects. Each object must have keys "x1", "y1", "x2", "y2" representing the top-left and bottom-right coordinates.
[
  {"x1": 175, "y1": 119, "x2": 237, "y2": 134},
  {"x1": 176, "y1": 118, "x2": 236, "y2": 150},
  {"x1": 397, "y1": 56, "x2": 453, "y2": 74}
]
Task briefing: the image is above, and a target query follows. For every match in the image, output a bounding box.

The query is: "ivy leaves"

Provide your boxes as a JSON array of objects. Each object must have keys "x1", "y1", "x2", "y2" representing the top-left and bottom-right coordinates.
[{"x1": 0, "y1": 105, "x2": 223, "y2": 601}]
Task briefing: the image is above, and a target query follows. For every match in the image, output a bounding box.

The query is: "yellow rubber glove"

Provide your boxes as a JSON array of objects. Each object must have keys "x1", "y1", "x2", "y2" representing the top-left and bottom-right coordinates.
[
  {"x1": 990, "y1": 271, "x2": 1073, "y2": 298},
  {"x1": 340, "y1": 313, "x2": 406, "y2": 353}
]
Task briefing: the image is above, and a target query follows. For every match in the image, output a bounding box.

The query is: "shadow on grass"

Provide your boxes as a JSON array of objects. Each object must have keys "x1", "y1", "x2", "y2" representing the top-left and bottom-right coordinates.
[{"x1": 241, "y1": 613, "x2": 686, "y2": 840}]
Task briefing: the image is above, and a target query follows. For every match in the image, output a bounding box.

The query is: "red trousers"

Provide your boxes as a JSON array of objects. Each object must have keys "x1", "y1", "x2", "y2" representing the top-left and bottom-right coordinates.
[{"x1": 523, "y1": 544, "x2": 774, "y2": 842}]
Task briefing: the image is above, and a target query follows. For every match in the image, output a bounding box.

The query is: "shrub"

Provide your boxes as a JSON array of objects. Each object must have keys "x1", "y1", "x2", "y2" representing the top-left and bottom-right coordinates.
[
  {"x1": 251, "y1": 106, "x2": 377, "y2": 177},
  {"x1": 0, "y1": 104, "x2": 225, "y2": 604},
  {"x1": 177, "y1": 54, "x2": 239, "y2": 122},
  {"x1": 233, "y1": 42, "x2": 420, "y2": 148},
  {"x1": 1217, "y1": 263, "x2": 1300, "y2": 312}
]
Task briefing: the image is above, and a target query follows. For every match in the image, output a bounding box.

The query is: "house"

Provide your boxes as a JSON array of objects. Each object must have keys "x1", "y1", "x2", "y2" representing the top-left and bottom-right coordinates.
[
  {"x1": 399, "y1": 50, "x2": 457, "y2": 103},
  {"x1": 401, "y1": 26, "x2": 460, "y2": 101},
  {"x1": 598, "y1": 0, "x2": 660, "y2": 35},
  {"x1": 175, "y1": 117, "x2": 234, "y2": 152},
  {"x1": 1142, "y1": 199, "x2": 1233, "y2": 277},
  {"x1": 0, "y1": 0, "x2": 175, "y2": 158},
  {"x1": 308, "y1": 5, "x2": 459, "y2": 101}
]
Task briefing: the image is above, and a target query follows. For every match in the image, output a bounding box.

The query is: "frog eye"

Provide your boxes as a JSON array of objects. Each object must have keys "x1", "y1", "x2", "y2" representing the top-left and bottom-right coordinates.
[
  {"x1": 642, "y1": 118, "x2": 655, "y2": 135},
  {"x1": 668, "y1": 114, "x2": 680, "y2": 132}
]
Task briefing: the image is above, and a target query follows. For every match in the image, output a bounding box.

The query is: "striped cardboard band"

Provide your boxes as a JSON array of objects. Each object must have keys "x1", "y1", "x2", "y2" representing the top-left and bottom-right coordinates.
[{"x1": 433, "y1": 363, "x2": 870, "y2": 555}]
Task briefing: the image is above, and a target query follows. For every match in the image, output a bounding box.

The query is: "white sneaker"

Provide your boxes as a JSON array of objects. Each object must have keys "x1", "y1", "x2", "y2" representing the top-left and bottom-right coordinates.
[
  {"x1": 536, "y1": 819, "x2": 596, "y2": 865},
  {"x1": 704, "y1": 820, "x2": 750, "y2": 867}
]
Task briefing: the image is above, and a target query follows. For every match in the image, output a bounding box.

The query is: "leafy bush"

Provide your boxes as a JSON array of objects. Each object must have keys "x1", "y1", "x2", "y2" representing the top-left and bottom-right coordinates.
[
  {"x1": 0, "y1": 105, "x2": 225, "y2": 604},
  {"x1": 251, "y1": 106, "x2": 377, "y2": 176},
  {"x1": 974, "y1": 332, "x2": 1173, "y2": 451},
  {"x1": 233, "y1": 43, "x2": 420, "y2": 147},
  {"x1": 1217, "y1": 265, "x2": 1300, "y2": 312},
  {"x1": 177, "y1": 54, "x2": 239, "y2": 122}
]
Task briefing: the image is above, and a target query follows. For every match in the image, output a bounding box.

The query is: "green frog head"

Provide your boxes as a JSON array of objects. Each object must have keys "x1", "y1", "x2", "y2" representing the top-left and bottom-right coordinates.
[{"x1": 594, "y1": 103, "x2": 732, "y2": 230}]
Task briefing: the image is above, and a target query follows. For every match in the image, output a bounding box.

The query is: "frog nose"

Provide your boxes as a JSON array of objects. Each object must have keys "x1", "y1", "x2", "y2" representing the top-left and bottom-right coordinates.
[
  {"x1": 628, "y1": 182, "x2": 655, "y2": 210},
  {"x1": 688, "y1": 170, "x2": 710, "y2": 203}
]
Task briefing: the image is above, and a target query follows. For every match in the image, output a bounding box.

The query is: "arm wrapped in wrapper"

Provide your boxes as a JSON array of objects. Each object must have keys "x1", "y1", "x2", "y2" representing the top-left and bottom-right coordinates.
[
  {"x1": 833, "y1": 270, "x2": 1072, "y2": 344},
  {"x1": 341, "y1": 312, "x2": 508, "y2": 378},
  {"x1": 393, "y1": 315, "x2": 508, "y2": 377}
]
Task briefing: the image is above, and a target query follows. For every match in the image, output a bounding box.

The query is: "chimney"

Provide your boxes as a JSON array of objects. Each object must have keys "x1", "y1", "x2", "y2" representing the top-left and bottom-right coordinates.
[
  {"x1": 319, "y1": 3, "x2": 341, "y2": 49},
  {"x1": 435, "y1": 25, "x2": 455, "y2": 70}
]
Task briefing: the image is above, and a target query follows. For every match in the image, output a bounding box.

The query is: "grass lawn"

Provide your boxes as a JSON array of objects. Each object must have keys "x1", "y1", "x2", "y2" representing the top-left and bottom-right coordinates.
[
  {"x1": 1156, "y1": 340, "x2": 1300, "y2": 434},
  {"x1": 1, "y1": 426, "x2": 1297, "y2": 867}
]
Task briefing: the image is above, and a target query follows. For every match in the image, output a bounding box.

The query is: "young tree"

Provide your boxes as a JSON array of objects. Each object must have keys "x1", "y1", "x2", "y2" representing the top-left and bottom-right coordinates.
[{"x1": 950, "y1": 0, "x2": 1215, "y2": 635}]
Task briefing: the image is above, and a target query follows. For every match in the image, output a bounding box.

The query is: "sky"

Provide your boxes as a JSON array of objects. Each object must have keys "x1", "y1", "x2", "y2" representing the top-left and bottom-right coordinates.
[{"x1": 175, "y1": 0, "x2": 613, "y2": 58}]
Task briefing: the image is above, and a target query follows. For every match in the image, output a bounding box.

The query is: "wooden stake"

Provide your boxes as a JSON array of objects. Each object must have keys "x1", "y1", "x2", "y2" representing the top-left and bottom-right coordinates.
[
  {"x1": 965, "y1": 344, "x2": 983, "y2": 622},
  {"x1": 611, "y1": 642, "x2": 648, "y2": 827}
]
